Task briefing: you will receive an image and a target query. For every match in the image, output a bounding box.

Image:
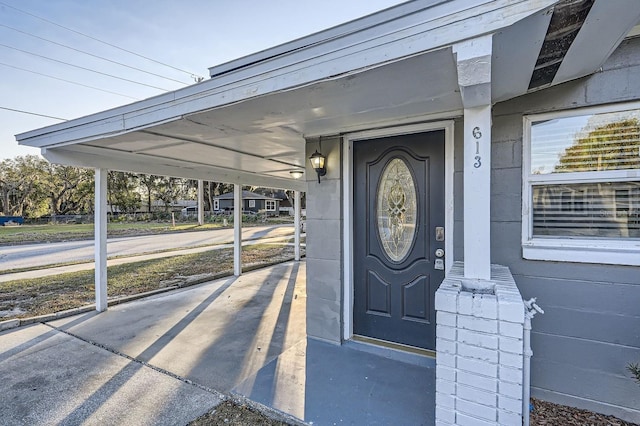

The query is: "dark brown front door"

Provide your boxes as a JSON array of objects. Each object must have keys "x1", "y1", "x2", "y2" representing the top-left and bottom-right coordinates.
[{"x1": 353, "y1": 130, "x2": 445, "y2": 350}]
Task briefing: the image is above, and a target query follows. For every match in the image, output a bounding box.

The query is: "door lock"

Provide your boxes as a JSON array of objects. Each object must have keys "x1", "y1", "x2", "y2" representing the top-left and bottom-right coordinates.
[{"x1": 435, "y1": 248, "x2": 445, "y2": 258}]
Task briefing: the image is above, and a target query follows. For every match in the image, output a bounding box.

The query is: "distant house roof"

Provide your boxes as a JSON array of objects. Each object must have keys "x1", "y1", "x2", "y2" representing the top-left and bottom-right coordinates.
[{"x1": 215, "y1": 190, "x2": 280, "y2": 201}]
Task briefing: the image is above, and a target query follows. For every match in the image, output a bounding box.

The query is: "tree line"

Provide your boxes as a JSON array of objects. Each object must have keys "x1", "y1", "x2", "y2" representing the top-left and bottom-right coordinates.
[{"x1": 0, "y1": 155, "x2": 238, "y2": 218}]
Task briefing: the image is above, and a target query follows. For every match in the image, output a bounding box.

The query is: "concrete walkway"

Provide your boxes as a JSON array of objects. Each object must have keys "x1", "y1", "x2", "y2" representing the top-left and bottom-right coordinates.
[{"x1": 0, "y1": 261, "x2": 435, "y2": 425}]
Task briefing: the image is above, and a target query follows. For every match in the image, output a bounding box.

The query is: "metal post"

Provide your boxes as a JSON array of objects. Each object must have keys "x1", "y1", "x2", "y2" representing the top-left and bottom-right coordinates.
[
  {"x1": 197, "y1": 179, "x2": 204, "y2": 225},
  {"x1": 234, "y1": 184, "x2": 242, "y2": 276},
  {"x1": 523, "y1": 298, "x2": 544, "y2": 426},
  {"x1": 294, "y1": 190, "x2": 301, "y2": 261},
  {"x1": 94, "y1": 168, "x2": 108, "y2": 312}
]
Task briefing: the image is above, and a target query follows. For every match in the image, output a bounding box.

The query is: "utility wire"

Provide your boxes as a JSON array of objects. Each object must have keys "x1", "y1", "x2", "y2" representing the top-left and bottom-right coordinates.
[
  {"x1": 0, "y1": 0, "x2": 205, "y2": 81},
  {"x1": 0, "y1": 23, "x2": 189, "y2": 86},
  {"x1": 0, "y1": 62, "x2": 141, "y2": 100},
  {"x1": 0, "y1": 42, "x2": 171, "y2": 91},
  {"x1": 0, "y1": 106, "x2": 67, "y2": 121}
]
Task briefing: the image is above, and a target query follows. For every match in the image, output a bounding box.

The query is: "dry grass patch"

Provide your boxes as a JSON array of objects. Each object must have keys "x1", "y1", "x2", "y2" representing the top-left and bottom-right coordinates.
[
  {"x1": 189, "y1": 401, "x2": 290, "y2": 426},
  {"x1": 0, "y1": 242, "x2": 302, "y2": 319}
]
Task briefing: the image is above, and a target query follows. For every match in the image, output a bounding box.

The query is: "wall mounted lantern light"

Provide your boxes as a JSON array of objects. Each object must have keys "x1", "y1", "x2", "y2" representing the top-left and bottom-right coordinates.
[
  {"x1": 309, "y1": 150, "x2": 326, "y2": 183},
  {"x1": 289, "y1": 170, "x2": 304, "y2": 179}
]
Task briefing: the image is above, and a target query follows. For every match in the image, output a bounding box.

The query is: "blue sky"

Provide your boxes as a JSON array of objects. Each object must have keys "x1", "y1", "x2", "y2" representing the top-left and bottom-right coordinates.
[{"x1": 1, "y1": 0, "x2": 403, "y2": 159}]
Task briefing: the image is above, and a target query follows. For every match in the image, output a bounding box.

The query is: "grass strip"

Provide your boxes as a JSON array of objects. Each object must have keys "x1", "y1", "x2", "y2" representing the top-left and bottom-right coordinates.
[
  {"x1": 0, "y1": 234, "x2": 300, "y2": 276},
  {"x1": 0, "y1": 243, "x2": 303, "y2": 320},
  {"x1": 0, "y1": 222, "x2": 228, "y2": 245}
]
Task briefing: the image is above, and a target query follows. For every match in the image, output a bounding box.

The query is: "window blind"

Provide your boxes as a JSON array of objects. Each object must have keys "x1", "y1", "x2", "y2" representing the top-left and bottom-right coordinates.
[{"x1": 532, "y1": 181, "x2": 640, "y2": 239}]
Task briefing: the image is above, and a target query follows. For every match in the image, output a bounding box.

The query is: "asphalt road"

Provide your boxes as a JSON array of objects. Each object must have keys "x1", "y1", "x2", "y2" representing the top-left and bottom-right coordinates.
[{"x1": 0, "y1": 225, "x2": 294, "y2": 271}]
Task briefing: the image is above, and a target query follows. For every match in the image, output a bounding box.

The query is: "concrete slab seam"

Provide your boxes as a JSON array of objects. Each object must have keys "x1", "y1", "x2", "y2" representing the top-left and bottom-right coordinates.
[
  {"x1": 42, "y1": 322, "x2": 309, "y2": 425},
  {"x1": 41, "y1": 322, "x2": 225, "y2": 398}
]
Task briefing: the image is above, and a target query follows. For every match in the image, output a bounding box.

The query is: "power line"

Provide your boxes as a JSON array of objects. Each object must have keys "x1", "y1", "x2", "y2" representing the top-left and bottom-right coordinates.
[
  {"x1": 0, "y1": 42, "x2": 171, "y2": 91},
  {"x1": 0, "y1": 23, "x2": 189, "y2": 86},
  {"x1": 0, "y1": 106, "x2": 67, "y2": 121},
  {"x1": 0, "y1": 0, "x2": 205, "y2": 80},
  {"x1": 0, "y1": 62, "x2": 141, "y2": 100}
]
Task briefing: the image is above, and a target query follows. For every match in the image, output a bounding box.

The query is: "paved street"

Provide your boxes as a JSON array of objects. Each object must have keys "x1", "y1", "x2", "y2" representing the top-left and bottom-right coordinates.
[{"x1": 0, "y1": 225, "x2": 294, "y2": 271}]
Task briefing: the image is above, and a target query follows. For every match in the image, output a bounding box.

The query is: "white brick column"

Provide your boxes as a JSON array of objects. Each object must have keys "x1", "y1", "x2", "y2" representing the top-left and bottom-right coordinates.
[
  {"x1": 433, "y1": 34, "x2": 527, "y2": 425},
  {"x1": 435, "y1": 263, "x2": 525, "y2": 426}
]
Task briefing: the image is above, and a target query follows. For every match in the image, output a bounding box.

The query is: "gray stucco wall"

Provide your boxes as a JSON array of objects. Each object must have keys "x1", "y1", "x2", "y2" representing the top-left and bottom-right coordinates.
[
  {"x1": 485, "y1": 37, "x2": 640, "y2": 420},
  {"x1": 303, "y1": 37, "x2": 640, "y2": 421},
  {"x1": 304, "y1": 136, "x2": 343, "y2": 344}
]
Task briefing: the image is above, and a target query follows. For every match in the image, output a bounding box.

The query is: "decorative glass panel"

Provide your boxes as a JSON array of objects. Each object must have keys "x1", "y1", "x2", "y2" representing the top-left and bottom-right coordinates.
[
  {"x1": 377, "y1": 158, "x2": 417, "y2": 262},
  {"x1": 530, "y1": 110, "x2": 640, "y2": 174},
  {"x1": 532, "y1": 181, "x2": 640, "y2": 239}
]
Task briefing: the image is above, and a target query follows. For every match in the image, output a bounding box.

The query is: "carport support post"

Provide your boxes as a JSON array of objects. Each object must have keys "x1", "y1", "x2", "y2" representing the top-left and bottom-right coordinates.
[
  {"x1": 94, "y1": 168, "x2": 108, "y2": 312},
  {"x1": 454, "y1": 34, "x2": 492, "y2": 280},
  {"x1": 234, "y1": 184, "x2": 242, "y2": 276},
  {"x1": 294, "y1": 190, "x2": 301, "y2": 261},
  {"x1": 197, "y1": 179, "x2": 204, "y2": 225}
]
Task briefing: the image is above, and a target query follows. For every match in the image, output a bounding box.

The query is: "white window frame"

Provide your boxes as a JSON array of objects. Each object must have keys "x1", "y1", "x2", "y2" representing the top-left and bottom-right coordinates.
[
  {"x1": 265, "y1": 200, "x2": 276, "y2": 211},
  {"x1": 248, "y1": 199, "x2": 256, "y2": 208},
  {"x1": 213, "y1": 199, "x2": 220, "y2": 211},
  {"x1": 522, "y1": 103, "x2": 640, "y2": 266}
]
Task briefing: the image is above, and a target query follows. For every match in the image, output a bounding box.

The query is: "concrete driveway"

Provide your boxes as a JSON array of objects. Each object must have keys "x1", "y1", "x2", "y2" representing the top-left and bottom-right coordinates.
[
  {"x1": 1, "y1": 260, "x2": 435, "y2": 425},
  {"x1": 0, "y1": 261, "x2": 306, "y2": 425}
]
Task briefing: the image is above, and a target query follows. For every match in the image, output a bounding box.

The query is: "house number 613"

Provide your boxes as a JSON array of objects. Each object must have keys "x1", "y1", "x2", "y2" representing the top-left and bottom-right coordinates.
[{"x1": 472, "y1": 126, "x2": 482, "y2": 169}]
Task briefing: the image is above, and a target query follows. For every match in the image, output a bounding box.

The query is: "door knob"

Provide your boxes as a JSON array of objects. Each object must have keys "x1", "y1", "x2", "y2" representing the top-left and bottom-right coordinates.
[{"x1": 435, "y1": 248, "x2": 445, "y2": 258}]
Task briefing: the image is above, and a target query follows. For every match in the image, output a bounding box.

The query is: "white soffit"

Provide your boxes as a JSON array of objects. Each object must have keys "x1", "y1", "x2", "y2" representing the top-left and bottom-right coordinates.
[{"x1": 50, "y1": 48, "x2": 460, "y2": 187}]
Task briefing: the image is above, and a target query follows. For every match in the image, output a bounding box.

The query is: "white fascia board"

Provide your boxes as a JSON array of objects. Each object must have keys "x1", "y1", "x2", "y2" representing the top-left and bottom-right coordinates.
[
  {"x1": 42, "y1": 146, "x2": 307, "y2": 192},
  {"x1": 18, "y1": 0, "x2": 556, "y2": 150},
  {"x1": 208, "y1": 0, "x2": 449, "y2": 77}
]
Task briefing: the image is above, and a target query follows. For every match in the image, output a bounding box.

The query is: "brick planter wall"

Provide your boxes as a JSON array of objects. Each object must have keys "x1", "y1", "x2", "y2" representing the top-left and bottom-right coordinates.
[{"x1": 434, "y1": 262, "x2": 525, "y2": 426}]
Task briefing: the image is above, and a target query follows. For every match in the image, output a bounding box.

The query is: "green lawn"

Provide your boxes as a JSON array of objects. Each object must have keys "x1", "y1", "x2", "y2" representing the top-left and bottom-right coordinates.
[
  {"x1": 0, "y1": 217, "x2": 295, "y2": 245},
  {"x1": 0, "y1": 222, "x2": 226, "y2": 245}
]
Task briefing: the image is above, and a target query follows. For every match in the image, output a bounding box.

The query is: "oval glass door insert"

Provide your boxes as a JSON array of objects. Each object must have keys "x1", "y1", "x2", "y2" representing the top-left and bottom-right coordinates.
[{"x1": 376, "y1": 158, "x2": 417, "y2": 262}]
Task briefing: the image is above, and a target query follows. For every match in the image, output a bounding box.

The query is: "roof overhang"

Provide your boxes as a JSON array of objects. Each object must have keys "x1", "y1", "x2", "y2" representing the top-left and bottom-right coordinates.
[{"x1": 16, "y1": 0, "x2": 640, "y2": 190}]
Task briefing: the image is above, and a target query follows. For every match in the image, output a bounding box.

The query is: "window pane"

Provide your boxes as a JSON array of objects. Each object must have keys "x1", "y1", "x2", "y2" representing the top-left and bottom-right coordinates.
[
  {"x1": 376, "y1": 158, "x2": 417, "y2": 262},
  {"x1": 532, "y1": 181, "x2": 640, "y2": 238},
  {"x1": 531, "y1": 110, "x2": 640, "y2": 174}
]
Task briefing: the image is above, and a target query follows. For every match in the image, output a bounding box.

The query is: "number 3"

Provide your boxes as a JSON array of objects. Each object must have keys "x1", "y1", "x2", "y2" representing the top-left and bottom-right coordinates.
[{"x1": 474, "y1": 156, "x2": 481, "y2": 168}]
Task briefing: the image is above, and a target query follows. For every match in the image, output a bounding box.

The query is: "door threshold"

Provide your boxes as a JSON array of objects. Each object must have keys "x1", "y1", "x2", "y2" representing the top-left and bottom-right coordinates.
[{"x1": 350, "y1": 335, "x2": 436, "y2": 361}]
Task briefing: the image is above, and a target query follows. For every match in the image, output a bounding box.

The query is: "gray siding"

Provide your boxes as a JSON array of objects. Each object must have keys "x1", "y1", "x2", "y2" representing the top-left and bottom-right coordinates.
[
  {"x1": 305, "y1": 136, "x2": 343, "y2": 344},
  {"x1": 216, "y1": 198, "x2": 279, "y2": 214},
  {"x1": 483, "y1": 37, "x2": 640, "y2": 420}
]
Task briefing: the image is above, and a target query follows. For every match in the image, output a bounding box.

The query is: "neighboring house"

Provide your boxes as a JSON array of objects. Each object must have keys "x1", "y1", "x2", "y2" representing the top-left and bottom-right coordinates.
[
  {"x1": 107, "y1": 199, "x2": 197, "y2": 214},
  {"x1": 214, "y1": 190, "x2": 280, "y2": 216},
  {"x1": 257, "y1": 189, "x2": 306, "y2": 216},
  {"x1": 15, "y1": 1, "x2": 640, "y2": 424}
]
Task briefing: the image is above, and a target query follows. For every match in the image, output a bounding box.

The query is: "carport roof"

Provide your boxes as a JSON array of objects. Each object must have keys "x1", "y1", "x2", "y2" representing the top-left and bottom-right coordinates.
[{"x1": 15, "y1": 0, "x2": 640, "y2": 191}]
